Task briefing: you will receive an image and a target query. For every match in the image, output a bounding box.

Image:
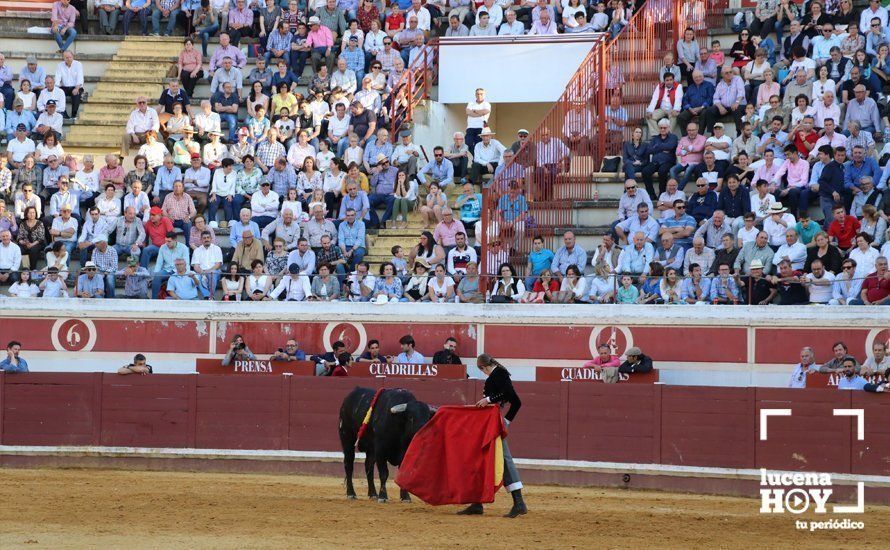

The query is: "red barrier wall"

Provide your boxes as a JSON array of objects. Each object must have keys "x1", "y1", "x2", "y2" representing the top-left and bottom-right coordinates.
[{"x1": 1, "y1": 373, "x2": 889, "y2": 477}]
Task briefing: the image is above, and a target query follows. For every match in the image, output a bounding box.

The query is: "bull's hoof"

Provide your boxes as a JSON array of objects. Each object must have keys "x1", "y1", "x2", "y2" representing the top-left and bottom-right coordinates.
[
  {"x1": 346, "y1": 494, "x2": 357, "y2": 500},
  {"x1": 400, "y1": 497, "x2": 412, "y2": 503},
  {"x1": 368, "y1": 494, "x2": 378, "y2": 500},
  {"x1": 377, "y1": 497, "x2": 388, "y2": 503}
]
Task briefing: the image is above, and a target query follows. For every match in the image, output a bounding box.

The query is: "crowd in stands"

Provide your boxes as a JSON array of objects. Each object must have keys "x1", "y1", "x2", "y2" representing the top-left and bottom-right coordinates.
[
  {"x1": 45, "y1": 0, "x2": 632, "y2": 53},
  {"x1": 602, "y1": 0, "x2": 890, "y2": 305},
  {"x1": 1, "y1": 0, "x2": 889, "y2": 305}
]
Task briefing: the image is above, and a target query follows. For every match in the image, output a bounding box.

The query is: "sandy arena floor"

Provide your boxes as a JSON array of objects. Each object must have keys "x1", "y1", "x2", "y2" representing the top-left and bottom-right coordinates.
[{"x1": 0, "y1": 468, "x2": 887, "y2": 549}]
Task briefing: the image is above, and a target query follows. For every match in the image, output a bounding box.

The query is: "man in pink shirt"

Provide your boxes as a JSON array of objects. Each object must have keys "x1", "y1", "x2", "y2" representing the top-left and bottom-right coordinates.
[
  {"x1": 772, "y1": 144, "x2": 811, "y2": 214},
  {"x1": 51, "y1": 0, "x2": 79, "y2": 52},
  {"x1": 433, "y1": 208, "x2": 466, "y2": 249},
  {"x1": 308, "y1": 16, "x2": 335, "y2": 73},
  {"x1": 669, "y1": 122, "x2": 706, "y2": 185},
  {"x1": 583, "y1": 343, "x2": 622, "y2": 382}
]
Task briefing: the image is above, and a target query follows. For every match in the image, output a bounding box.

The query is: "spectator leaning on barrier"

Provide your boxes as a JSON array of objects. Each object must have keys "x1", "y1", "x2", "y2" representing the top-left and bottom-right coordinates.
[
  {"x1": 0, "y1": 341, "x2": 28, "y2": 373},
  {"x1": 118, "y1": 353, "x2": 154, "y2": 376},
  {"x1": 271, "y1": 339, "x2": 307, "y2": 362}
]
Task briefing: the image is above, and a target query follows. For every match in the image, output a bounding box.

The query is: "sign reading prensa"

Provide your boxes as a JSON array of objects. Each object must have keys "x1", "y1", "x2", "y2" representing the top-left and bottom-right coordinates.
[
  {"x1": 351, "y1": 362, "x2": 467, "y2": 379},
  {"x1": 535, "y1": 366, "x2": 660, "y2": 383},
  {"x1": 195, "y1": 358, "x2": 317, "y2": 376}
]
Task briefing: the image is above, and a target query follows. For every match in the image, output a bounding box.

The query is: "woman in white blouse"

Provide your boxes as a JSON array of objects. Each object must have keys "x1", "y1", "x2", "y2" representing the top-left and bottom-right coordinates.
[
  {"x1": 427, "y1": 264, "x2": 456, "y2": 303},
  {"x1": 35, "y1": 133, "x2": 64, "y2": 165},
  {"x1": 848, "y1": 232, "x2": 880, "y2": 281},
  {"x1": 8, "y1": 270, "x2": 40, "y2": 298},
  {"x1": 74, "y1": 154, "x2": 100, "y2": 206},
  {"x1": 95, "y1": 184, "x2": 122, "y2": 225},
  {"x1": 245, "y1": 259, "x2": 273, "y2": 301},
  {"x1": 811, "y1": 65, "x2": 837, "y2": 105},
  {"x1": 392, "y1": 170, "x2": 417, "y2": 229},
  {"x1": 557, "y1": 264, "x2": 588, "y2": 303}
]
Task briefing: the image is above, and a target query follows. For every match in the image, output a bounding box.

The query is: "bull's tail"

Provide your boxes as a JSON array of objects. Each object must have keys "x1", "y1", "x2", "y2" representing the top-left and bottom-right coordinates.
[{"x1": 355, "y1": 387, "x2": 386, "y2": 448}]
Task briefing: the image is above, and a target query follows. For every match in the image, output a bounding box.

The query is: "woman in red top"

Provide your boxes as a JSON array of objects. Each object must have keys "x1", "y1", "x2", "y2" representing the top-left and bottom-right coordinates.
[
  {"x1": 357, "y1": 0, "x2": 380, "y2": 32},
  {"x1": 531, "y1": 268, "x2": 560, "y2": 302}
]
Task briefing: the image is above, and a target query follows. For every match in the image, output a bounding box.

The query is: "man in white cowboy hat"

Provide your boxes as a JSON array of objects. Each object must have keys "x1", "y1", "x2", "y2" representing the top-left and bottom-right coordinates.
[
  {"x1": 75, "y1": 261, "x2": 106, "y2": 299},
  {"x1": 469, "y1": 127, "x2": 504, "y2": 185},
  {"x1": 762, "y1": 202, "x2": 796, "y2": 249},
  {"x1": 734, "y1": 258, "x2": 777, "y2": 305},
  {"x1": 123, "y1": 95, "x2": 160, "y2": 155}
]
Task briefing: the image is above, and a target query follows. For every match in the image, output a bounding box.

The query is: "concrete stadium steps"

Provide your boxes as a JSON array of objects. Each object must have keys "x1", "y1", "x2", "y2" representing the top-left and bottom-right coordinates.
[{"x1": 60, "y1": 36, "x2": 183, "y2": 157}]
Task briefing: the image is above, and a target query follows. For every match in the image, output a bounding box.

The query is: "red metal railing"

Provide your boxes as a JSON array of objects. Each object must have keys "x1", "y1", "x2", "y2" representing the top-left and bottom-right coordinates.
[
  {"x1": 388, "y1": 41, "x2": 437, "y2": 138},
  {"x1": 478, "y1": 0, "x2": 729, "y2": 276}
]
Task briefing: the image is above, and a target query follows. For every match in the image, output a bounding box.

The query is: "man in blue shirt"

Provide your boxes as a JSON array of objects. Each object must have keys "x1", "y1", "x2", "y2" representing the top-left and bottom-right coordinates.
[
  {"x1": 676, "y1": 70, "x2": 714, "y2": 136},
  {"x1": 525, "y1": 235, "x2": 554, "y2": 288},
  {"x1": 843, "y1": 144, "x2": 880, "y2": 201},
  {"x1": 838, "y1": 356, "x2": 887, "y2": 392},
  {"x1": 550, "y1": 231, "x2": 587, "y2": 278},
  {"x1": 166, "y1": 258, "x2": 204, "y2": 300},
  {"x1": 0, "y1": 341, "x2": 28, "y2": 373},
  {"x1": 396, "y1": 335, "x2": 426, "y2": 364},
  {"x1": 418, "y1": 146, "x2": 455, "y2": 188},
  {"x1": 641, "y1": 119, "x2": 678, "y2": 198},
  {"x1": 337, "y1": 208, "x2": 366, "y2": 270},
  {"x1": 152, "y1": 232, "x2": 191, "y2": 299}
]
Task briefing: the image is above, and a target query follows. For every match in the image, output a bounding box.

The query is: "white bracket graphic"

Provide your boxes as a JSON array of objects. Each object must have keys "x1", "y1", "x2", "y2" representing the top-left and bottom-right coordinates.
[
  {"x1": 832, "y1": 409, "x2": 865, "y2": 441},
  {"x1": 833, "y1": 482, "x2": 865, "y2": 514},
  {"x1": 760, "y1": 409, "x2": 792, "y2": 441}
]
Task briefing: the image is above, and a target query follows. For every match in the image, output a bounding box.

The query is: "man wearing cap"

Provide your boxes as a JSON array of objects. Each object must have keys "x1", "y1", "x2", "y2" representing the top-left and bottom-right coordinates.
[
  {"x1": 470, "y1": 128, "x2": 504, "y2": 185},
  {"x1": 36, "y1": 76, "x2": 65, "y2": 115},
  {"x1": 116, "y1": 256, "x2": 151, "y2": 299},
  {"x1": 5, "y1": 99, "x2": 37, "y2": 137},
  {"x1": 391, "y1": 130, "x2": 422, "y2": 178},
  {"x1": 55, "y1": 50, "x2": 83, "y2": 119},
  {"x1": 341, "y1": 35, "x2": 365, "y2": 82},
  {"x1": 19, "y1": 56, "x2": 46, "y2": 96},
  {"x1": 114, "y1": 207, "x2": 146, "y2": 263},
  {"x1": 603, "y1": 347, "x2": 653, "y2": 384},
  {"x1": 270, "y1": 263, "x2": 313, "y2": 301},
  {"x1": 77, "y1": 206, "x2": 112, "y2": 264},
  {"x1": 47, "y1": 173, "x2": 78, "y2": 223},
  {"x1": 5, "y1": 124, "x2": 36, "y2": 171},
  {"x1": 75, "y1": 261, "x2": 105, "y2": 298},
  {"x1": 232, "y1": 228, "x2": 265, "y2": 272},
  {"x1": 123, "y1": 96, "x2": 160, "y2": 155},
  {"x1": 418, "y1": 145, "x2": 455, "y2": 189},
  {"x1": 308, "y1": 15, "x2": 336, "y2": 73},
  {"x1": 34, "y1": 100, "x2": 63, "y2": 141},
  {"x1": 368, "y1": 155, "x2": 397, "y2": 228},
  {"x1": 140, "y1": 206, "x2": 172, "y2": 268}
]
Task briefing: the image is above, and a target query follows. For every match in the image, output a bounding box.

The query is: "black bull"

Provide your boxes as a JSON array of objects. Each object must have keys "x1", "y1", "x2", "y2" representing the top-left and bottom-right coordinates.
[{"x1": 339, "y1": 387, "x2": 434, "y2": 502}]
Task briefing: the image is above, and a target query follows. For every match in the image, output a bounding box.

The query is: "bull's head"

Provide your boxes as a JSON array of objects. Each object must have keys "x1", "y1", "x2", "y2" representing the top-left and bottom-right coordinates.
[{"x1": 390, "y1": 401, "x2": 434, "y2": 465}]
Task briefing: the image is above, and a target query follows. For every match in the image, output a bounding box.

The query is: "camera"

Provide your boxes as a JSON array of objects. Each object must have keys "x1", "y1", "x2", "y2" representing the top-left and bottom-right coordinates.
[{"x1": 235, "y1": 343, "x2": 245, "y2": 351}]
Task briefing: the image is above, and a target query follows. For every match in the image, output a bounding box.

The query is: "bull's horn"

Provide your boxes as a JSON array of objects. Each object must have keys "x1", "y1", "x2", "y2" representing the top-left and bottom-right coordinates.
[{"x1": 390, "y1": 403, "x2": 408, "y2": 413}]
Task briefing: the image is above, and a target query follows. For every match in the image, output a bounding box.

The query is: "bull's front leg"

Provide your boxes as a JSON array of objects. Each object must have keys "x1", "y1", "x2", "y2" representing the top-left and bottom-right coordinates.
[
  {"x1": 343, "y1": 446, "x2": 357, "y2": 500},
  {"x1": 377, "y1": 458, "x2": 389, "y2": 503},
  {"x1": 365, "y1": 454, "x2": 378, "y2": 500},
  {"x1": 400, "y1": 489, "x2": 411, "y2": 503}
]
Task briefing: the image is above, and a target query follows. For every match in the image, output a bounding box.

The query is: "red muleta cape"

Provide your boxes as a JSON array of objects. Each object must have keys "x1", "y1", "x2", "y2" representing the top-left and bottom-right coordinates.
[{"x1": 395, "y1": 405, "x2": 507, "y2": 506}]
